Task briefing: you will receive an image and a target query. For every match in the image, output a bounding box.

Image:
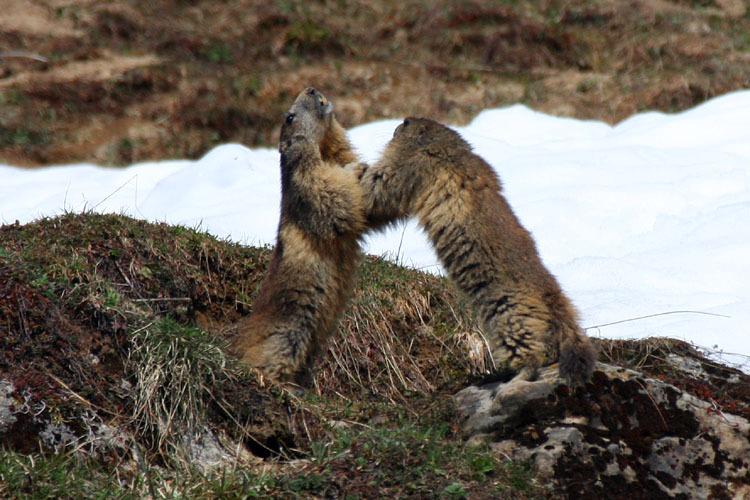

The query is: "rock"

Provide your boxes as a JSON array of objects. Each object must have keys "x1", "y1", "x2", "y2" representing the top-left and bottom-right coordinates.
[
  {"x1": 0, "y1": 380, "x2": 18, "y2": 433},
  {"x1": 184, "y1": 428, "x2": 249, "y2": 471},
  {"x1": 453, "y1": 362, "x2": 750, "y2": 499}
]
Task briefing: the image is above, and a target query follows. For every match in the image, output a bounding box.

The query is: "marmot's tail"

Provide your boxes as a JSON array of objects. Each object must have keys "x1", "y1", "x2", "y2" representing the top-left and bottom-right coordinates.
[{"x1": 558, "y1": 325, "x2": 598, "y2": 381}]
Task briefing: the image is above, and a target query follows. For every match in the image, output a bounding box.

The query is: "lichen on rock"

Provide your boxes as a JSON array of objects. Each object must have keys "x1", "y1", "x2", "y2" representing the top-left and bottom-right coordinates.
[{"x1": 454, "y1": 361, "x2": 750, "y2": 499}]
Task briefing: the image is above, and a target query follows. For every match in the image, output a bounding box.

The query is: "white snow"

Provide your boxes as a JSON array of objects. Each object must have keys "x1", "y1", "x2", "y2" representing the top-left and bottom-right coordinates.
[{"x1": 2, "y1": 91, "x2": 749, "y2": 370}]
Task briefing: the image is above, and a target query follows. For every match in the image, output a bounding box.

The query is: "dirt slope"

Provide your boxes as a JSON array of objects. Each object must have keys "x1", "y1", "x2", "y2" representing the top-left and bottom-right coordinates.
[{"x1": 1, "y1": 0, "x2": 748, "y2": 166}]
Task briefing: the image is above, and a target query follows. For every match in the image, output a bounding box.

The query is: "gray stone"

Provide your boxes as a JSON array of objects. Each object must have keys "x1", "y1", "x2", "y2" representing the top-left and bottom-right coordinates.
[
  {"x1": 453, "y1": 362, "x2": 750, "y2": 499},
  {"x1": 0, "y1": 380, "x2": 17, "y2": 433}
]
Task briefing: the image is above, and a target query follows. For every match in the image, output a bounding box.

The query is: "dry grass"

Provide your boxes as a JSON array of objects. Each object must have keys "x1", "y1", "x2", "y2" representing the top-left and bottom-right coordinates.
[
  {"x1": 127, "y1": 318, "x2": 229, "y2": 456},
  {"x1": 314, "y1": 256, "x2": 485, "y2": 402}
]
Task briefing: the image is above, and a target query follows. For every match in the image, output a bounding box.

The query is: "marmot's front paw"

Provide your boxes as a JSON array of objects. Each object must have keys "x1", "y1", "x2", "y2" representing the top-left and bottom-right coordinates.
[{"x1": 345, "y1": 161, "x2": 369, "y2": 181}]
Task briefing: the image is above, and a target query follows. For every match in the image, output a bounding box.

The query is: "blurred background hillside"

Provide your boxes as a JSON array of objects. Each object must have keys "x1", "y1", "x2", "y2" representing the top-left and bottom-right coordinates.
[{"x1": 1, "y1": 0, "x2": 748, "y2": 167}]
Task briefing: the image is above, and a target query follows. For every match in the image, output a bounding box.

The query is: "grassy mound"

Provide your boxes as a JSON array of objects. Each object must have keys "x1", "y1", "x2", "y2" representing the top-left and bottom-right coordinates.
[
  {"x1": 1, "y1": 213, "x2": 548, "y2": 498},
  {"x1": 2, "y1": 213, "x2": 747, "y2": 499}
]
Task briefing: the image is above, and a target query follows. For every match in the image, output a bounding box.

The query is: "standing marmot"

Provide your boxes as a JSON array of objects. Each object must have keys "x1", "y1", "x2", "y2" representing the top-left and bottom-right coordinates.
[
  {"x1": 231, "y1": 88, "x2": 365, "y2": 383},
  {"x1": 359, "y1": 117, "x2": 597, "y2": 381}
]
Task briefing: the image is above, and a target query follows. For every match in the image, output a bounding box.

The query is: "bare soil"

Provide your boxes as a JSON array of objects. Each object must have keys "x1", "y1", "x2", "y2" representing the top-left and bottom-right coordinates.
[{"x1": 1, "y1": 0, "x2": 748, "y2": 166}]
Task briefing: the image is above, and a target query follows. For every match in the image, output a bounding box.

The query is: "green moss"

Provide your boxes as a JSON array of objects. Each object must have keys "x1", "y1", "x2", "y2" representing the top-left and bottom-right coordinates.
[
  {"x1": 0, "y1": 126, "x2": 51, "y2": 150},
  {"x1": 0, "y1": 450, "x2": 136, "y2": 500}
]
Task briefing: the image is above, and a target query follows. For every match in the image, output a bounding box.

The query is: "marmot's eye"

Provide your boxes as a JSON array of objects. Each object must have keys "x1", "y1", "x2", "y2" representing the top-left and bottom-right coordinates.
[{"x1": 286, "y1": 113, "x2": 295, "y2": 124}]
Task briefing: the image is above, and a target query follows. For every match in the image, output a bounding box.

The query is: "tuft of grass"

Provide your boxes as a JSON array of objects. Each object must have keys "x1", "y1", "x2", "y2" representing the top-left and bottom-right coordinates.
[
  {"x1": 0, "y1": 443, "x2": 547, "y2": 500},
  {"x1": 0, "y1": 125, "x2": 51, "y2": 150},
  {"x1": 127, "y1": 317, "x2": 229, "y2": 458},
  {"x1": 205, "y1": 44, "x2": 234, "y2": 64},
  {"x1": 314, "y1": 255, "x2": 485, "y2": 402}
]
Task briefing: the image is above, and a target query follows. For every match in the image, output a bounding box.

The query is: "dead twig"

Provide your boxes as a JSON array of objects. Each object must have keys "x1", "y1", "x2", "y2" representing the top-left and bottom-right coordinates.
[{"x1": 0, "y1": 51, "x2": 48, "y2": 63}]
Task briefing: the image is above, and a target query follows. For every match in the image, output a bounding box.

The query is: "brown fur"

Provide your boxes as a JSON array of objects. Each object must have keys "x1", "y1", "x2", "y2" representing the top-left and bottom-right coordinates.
[
  {"x1": 359, "y1": 117, "x2": 597, "y2": 381},
  {"x1": 278, "y1": 87, "x2": 359, "y2": 166},
  {"x1": 231, "y1": 88, "x2": 365, "y2": 382}
]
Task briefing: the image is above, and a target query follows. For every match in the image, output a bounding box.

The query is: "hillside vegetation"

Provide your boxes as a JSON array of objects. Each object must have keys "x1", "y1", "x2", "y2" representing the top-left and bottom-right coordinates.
[
  {"x1": 1, "y1": 213, "x2": 530, "y2": 499},
  {"x1": 2, "y1": 214, "x2": 749, "y2": 498},
  {"x1": 1, "y1": 0, "x2": 749, "y2": 166}
]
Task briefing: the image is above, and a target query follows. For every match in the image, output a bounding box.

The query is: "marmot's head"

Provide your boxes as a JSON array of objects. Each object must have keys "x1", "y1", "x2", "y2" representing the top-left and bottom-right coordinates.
[
  {"x1": 389, "y1": 117, "x2": 471, "y2": 160},
  {"x1": 280, "y1": 87, "x2": 334, "y2": 151}
]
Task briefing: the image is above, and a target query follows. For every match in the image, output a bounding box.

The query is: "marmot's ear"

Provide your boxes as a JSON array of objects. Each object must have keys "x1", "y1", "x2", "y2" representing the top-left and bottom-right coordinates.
[
  {"x1": 308, "y1": 87, "x2": 333, "y2": 115},
  {"x1": 393, "y1": 118, "x2": 412, "y2": 138}
]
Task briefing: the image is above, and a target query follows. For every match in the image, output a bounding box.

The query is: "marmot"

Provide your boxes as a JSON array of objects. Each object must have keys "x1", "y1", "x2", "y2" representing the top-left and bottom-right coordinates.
[
  {"x1": 231, "y1": 88, "x2": 365, "y2": 383},
  {"x1": 359, "y1": 117, "x2": 597, "y2": 381}
]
